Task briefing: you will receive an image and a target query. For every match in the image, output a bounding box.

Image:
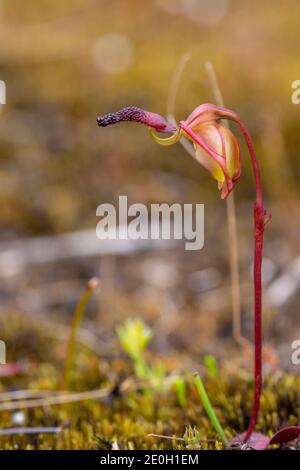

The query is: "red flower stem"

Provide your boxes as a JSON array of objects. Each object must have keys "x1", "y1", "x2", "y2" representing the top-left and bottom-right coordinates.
[
  {"x1": 180, "y1": 119, "x2": 269, "y2": 443},
  {"x1": 238, "y1": 121, "x2": 263, "y2": 207},
  {"x1": 237, "y1": 120, "x2": 269, "y2": 443},
  {"x1": 244, "y1": 223, "x2": 263, "y2": 442}
]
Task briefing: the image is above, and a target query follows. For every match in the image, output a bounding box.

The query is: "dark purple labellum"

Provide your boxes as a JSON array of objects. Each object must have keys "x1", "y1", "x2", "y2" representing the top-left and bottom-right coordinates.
[{"x1": 97, "y1": 107, "x2": 176, "y2": 133}]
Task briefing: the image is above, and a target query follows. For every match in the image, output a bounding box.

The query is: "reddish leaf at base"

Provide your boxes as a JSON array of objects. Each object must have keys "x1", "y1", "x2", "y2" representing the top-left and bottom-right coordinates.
[
  {"x1": 269, "y1": 426, "x2": 300, "y2": 446},
  {"x1": 230, "y1": 426, "x2": 300, "y2": 450},
  {"x1": 230, "y1": 432, "x2": 270, "y2": 450}
]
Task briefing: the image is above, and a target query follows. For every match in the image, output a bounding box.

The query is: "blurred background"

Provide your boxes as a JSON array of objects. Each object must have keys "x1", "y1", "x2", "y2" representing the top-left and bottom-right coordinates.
[{"x1": 1, "y1": 0, "x2": 300, "y2": 369}]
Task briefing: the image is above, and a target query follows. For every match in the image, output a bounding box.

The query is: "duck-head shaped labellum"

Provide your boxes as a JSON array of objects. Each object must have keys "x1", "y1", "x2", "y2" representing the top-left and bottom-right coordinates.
[{"x1": 97, "y1": 106, "x2": 176, "y2": 133}]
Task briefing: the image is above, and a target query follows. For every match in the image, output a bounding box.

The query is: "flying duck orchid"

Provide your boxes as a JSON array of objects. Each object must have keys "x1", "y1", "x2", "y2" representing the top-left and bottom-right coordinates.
[{"x1": 97, "y1": 101, "x2": 272, "y2": 444}]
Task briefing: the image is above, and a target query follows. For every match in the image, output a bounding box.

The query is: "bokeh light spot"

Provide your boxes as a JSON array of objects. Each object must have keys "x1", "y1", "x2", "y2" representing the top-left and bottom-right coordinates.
[
  {"x1": 183, "y1": 0, "x2": 229, "y2": 26},
  {"x1": 92, "y1": 33, "x2": 135, "y2": 74}
]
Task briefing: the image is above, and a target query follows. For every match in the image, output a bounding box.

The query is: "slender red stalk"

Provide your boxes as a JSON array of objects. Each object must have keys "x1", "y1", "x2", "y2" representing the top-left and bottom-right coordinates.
[
  {"x1": 237, "y1": 121, "x2": 270, "y2": 443},
  {"x1": 180, "y1": 119, "x2": 270, "y2": 443}
]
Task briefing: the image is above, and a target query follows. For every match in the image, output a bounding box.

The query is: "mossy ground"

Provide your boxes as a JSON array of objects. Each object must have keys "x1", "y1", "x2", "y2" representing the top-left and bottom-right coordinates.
[{"x1": 0, "y1": 312, "x2": 299, "y2": 450}]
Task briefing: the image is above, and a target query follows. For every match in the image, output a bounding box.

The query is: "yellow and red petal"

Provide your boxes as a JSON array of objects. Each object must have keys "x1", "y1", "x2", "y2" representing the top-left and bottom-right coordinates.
[
  {"x1": 192, "y1": 124, "x2": 225, "y2": 182},
  {"x1": 218, "y1": 125, "x2": 241, "y2": 179}
]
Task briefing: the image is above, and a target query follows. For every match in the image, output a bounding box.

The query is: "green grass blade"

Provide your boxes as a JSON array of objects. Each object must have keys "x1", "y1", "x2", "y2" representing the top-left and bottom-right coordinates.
[{"x1": 194, "y1": 374, "x2": 228, "y2": 447}]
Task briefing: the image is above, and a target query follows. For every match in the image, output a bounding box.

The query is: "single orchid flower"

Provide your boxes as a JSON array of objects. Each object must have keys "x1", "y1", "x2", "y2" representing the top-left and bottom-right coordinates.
[
  {"x1": 97, "y1": 104, "x2": 241, "y2": 199},
  {"x1": 97, "y1": 102, "x2": 271, "y2": 444}
]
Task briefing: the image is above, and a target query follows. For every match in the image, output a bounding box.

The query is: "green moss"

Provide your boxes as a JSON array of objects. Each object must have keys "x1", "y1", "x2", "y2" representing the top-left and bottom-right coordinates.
[{"x1": 0, "y1": 313, "x2": 299, "y2": 450}]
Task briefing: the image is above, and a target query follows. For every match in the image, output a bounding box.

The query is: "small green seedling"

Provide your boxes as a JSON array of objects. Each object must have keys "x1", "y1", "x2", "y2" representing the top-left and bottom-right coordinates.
[
  {"x1": 116, "y1": 318, "x2": 152, "y2": 380},
  {"x1": 117, "y1": 319, "x2": 188, "y2": 399},
  {"x1": 203, "y1": 354, "x2": 218, "y2": 377},
  {"x1": 194, "y1": 374, "x2": 228, "y2": 447},
  {"x1": 183, "y1": 425, "x2": 203, "y2": 450},
  {"x1": 173, "y1": 376, "x2": 187, "y2": 408}
]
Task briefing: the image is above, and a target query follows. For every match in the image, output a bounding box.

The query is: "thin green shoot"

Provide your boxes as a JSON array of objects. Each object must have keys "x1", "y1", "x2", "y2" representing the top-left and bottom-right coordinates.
[
  {"x1": 194, "y1": 374, "x2": 228, "y2": 447},
  {"x1": 63, "y1": 277, "x2": 99, "y2": 390}
]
